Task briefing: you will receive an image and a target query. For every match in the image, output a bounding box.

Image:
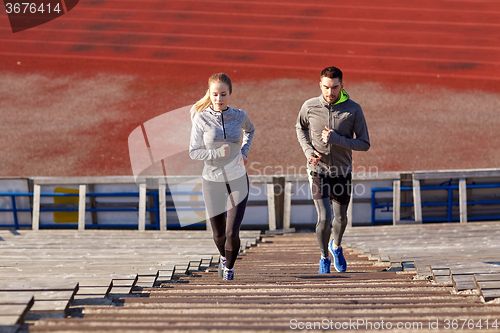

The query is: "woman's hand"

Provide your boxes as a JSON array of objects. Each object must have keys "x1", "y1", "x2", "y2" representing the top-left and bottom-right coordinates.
[
  {"x1": 241, "y1": 154, "x2": 248, "y2": 166},
  {"x1": 219, "y1": 144, "x2": 231, "y2": 157}
]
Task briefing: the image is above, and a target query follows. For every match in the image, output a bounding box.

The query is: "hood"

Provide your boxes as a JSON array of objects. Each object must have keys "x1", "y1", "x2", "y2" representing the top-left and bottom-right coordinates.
[{"x1": 335, "y1": 90, "x2": 349, "y2": 105}]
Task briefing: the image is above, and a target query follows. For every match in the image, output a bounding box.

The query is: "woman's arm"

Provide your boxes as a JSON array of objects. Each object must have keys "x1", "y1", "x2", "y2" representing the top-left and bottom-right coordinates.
[
  {"x1": 240, "y1": 111, "x2": 255, "y2": 157},
  {"x1": 189, "y1": 115, "x2": 224, "y2": 160}
]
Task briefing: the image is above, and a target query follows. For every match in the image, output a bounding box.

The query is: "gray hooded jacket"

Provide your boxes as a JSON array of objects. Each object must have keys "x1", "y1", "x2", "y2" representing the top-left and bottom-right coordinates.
[{"x1": 296, "y1": 92, "x2": 370, "y2": 176}]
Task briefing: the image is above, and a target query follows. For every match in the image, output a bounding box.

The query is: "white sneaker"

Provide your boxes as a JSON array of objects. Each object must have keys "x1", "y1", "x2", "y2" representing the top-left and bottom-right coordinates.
[
  {"x1": 218, "y1": 256, "x2": 226, "y2": 278},
  {"x1": 223, "y1": 267, "x2": 234, "y2": 281}
]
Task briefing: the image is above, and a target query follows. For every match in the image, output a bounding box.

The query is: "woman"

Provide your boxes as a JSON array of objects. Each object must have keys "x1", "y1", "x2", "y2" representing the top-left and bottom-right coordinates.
[{"x1": 189, "y1": 73, "x2": 255, "y2": 281}]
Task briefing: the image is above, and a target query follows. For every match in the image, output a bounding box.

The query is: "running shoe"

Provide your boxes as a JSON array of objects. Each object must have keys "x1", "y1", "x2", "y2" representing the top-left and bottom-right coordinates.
[
  {"x1": 218, "y1": 256, "x2": 226, "y2": 278},
  {"x1": 318, "y1": 257, "x2": 331, "y2": 274},
  {"x1": 223, "y1": 267, "x2": 234, "y2": 281},
  {"x1": 329, "y1": 240, "x2": 347, "y2": 272}
]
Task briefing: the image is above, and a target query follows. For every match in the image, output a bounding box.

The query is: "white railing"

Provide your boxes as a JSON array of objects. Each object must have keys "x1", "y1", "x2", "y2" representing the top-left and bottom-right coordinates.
[{"x1": 1, "y1": 168, "x2": 500, "y2": 231}]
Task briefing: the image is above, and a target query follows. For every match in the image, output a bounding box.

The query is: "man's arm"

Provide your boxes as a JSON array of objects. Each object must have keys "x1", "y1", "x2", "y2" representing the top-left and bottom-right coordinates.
[
  {"x1": 295, "y1": 104, "x2": 316, "y2": 158},
  {"x1": 296, "y1": 104, "x2": 323, "y2": 166},
  {"x1": 324, "y1": 107, "x2": 370, "y2": 151}
]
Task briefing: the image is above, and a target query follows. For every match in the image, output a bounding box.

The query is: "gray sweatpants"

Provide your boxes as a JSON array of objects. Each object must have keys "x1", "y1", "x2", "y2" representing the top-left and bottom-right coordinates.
[{"x1": 313, "y1": 198, "x2": 349, "y2": 257}]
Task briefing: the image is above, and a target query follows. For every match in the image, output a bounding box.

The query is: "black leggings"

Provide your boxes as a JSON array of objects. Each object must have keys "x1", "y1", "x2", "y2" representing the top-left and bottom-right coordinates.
[
  {"x1": 314, "y1": 198, "x2": 349, "y2": 258},
  {"x1": 202, "y1": 174, "x2": 249, "y2": 269}
]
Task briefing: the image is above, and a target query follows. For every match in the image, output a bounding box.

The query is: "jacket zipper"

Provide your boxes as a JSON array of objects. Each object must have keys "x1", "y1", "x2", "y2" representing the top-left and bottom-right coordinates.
[
  {"x1": 221, "y1": 111, "x2": 226, "y2": 139},
  {"x1": 329, "y1": 106, "x2": 334, "y2": 167}
]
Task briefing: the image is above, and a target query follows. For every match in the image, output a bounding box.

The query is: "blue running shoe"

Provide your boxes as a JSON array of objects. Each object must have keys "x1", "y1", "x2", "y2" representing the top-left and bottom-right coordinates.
[
  {"x1": 329, "y1": 240, "x2": 347, "y2": 272},
  {"x1": 318, "y1": 257, "x2": 331, "y2": 274}
]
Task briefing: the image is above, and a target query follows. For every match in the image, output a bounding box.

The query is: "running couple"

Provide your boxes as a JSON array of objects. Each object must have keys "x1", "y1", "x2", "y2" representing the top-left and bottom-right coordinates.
[{"x1": 189, "y1": 67, "x2": 370, "y2": 280}]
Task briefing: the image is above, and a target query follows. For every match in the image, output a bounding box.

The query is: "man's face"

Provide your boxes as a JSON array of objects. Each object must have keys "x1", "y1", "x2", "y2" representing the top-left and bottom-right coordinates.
[{"x1": 319, "y1": 77, "x2": 344, "y2": 104}]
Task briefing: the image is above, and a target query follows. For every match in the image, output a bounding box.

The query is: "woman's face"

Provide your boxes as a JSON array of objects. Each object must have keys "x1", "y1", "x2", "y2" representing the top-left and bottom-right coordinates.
[{"x1": 209, "y1": 81, "x2": 231, "y2": 111}]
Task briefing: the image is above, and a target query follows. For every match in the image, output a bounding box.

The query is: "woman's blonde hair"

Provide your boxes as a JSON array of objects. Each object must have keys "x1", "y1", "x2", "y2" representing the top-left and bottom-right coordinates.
[{"x1": 190, "y1": 73, "x2": 232, "y2": 120}]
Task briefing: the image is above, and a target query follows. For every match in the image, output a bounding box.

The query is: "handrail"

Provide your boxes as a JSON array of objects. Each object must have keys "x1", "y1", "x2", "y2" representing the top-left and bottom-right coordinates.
[
  {"x1": 371, "y1": 183, "x2": 500, "y2": 225},
  {"x1": 0, "y1": 190, "x2": 206, "y2": 230},
  {"x1": 0, "y1": 192, "x2": 34, "y2": 229},
  {"x1": 2, "y1": 172, "x2": 500, "y2": 229}
]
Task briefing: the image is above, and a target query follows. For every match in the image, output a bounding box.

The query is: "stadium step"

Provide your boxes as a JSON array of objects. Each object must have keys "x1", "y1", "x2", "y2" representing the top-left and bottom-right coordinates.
[
  {"x1": 28, "y1": 233, "x2": 500, "y2": 332},
  {"x1": 342, "y1": 222, "x2": 500, "y2": 302},
  {"x1": 0, "y1": 230, "x2": 260, "y2": 331}
]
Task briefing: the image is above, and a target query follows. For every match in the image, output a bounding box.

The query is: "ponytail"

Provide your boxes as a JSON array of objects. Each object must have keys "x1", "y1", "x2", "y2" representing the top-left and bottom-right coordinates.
[
  {"x1": 190, "y1": 73, "x2": 232, "y2": 121},
  {"x1": 190, "y1": 89, "x2": 211, "y2": 120}
]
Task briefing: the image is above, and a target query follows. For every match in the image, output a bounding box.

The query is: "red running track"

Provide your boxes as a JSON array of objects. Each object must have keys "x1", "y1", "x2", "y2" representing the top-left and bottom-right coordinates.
[
  {"x1": 1, "y1": 0, "x2": 499, "y2": 84},
  {"x1": 0, "y1": 0, "x2": 499, "y2": 176}
]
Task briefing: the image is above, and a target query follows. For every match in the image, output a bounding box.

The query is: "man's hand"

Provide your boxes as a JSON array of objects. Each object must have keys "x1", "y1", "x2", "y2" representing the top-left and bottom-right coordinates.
[
  {"x1": 309, "y1": 151, "x2": 322, "y2": 166},
  {"x1": 322, "y1": 126, "x2": 333, "y2": 143}
]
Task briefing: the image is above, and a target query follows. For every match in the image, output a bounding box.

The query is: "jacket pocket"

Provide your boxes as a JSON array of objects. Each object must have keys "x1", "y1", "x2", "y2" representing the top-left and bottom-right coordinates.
[{"x1": 334, "y1": 113, "x2": 354, "y2": 137}]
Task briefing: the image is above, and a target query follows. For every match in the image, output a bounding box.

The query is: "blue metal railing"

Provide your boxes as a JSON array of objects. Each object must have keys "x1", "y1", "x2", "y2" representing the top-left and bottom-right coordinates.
[
  {"x1": 370, "y1": 186, "x2": 413, "y2": 225},
  {"x1": 371, "y1": 183, "x2": 500, "y2": 225},
  {"x1": 0, "y1": 190, "x2": 205, "y2": 230},
  {"x1": 0, "y1": 193, "x2": 33, "y2": 229}
]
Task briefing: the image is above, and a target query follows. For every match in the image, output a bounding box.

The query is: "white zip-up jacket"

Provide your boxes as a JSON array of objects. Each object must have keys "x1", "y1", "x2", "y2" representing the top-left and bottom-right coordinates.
[{"x1": 189, "y1": 106, "x2": 255, "y2": 182}]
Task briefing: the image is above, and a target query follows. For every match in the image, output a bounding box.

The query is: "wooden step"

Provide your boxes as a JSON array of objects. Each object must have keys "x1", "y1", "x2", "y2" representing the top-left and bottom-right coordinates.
[
  {"x1": 0, "y1": 293, "x2": 34, "y2": 326},
  {"x1": 0, "y1": 229, "x2": 262, "y2": 332},
  {"x1": 28, "y1": 233, "x2": 500, "y2": 332}
]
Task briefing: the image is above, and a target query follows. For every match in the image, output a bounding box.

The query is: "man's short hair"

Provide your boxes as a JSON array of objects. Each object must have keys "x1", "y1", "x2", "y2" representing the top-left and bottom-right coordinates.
[{"x1": 320, "y1": 67, "x2": 343, "y2": 82}]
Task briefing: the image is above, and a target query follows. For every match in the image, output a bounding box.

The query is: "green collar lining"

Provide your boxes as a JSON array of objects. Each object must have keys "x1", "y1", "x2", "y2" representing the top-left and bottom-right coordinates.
[{"x1": 334, "y1": 90, "x2": 348, "y2": 105}]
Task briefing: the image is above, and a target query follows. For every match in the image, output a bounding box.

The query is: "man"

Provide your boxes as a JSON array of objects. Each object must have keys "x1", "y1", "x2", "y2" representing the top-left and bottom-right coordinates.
[{"x1": 296, "y1": 66, "x2": 370, "y2": 273}]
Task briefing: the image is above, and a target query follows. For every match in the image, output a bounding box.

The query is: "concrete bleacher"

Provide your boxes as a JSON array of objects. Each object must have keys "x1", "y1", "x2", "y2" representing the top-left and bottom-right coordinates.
[
  {"x1": 1, "y1": 170, "x2": 499, "y2": 331},
  {"x1": 0, "y1": 229, "x2": 261, "y2": 331},
  {"x1": 343, "y1": 221, "x2": 500, "y2": 301},
  {"x1": 17, "y1": 232, "x2": 500, "y2": 332},
  {"x1": 1, "y1": 224, "x2": 500, "y2": 331}
]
